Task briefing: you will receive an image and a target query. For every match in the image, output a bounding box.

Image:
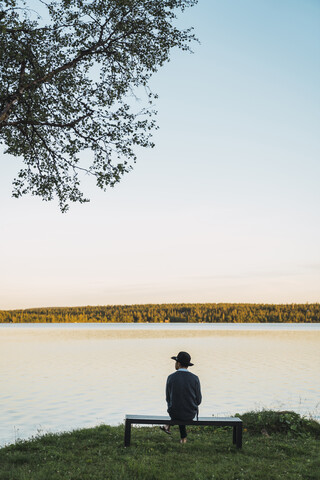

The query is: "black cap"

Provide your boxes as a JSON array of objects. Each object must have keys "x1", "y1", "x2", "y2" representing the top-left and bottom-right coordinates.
[{"x1": 171, "y1": 351, "x2": 194, "y2": 367}]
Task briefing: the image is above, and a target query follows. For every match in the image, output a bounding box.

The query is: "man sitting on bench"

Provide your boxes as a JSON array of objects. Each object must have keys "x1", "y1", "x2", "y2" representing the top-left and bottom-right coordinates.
[{"x1": 160, "y1": 351, "x2": 202, "y2": 444}]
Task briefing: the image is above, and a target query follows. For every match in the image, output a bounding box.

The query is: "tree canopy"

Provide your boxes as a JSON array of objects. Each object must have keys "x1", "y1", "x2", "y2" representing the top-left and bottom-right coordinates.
[
  {"x1": 1, "y1": 303, "x2": 319, "y2": 324},
  {"x1": 0, "y1": 0, "x2": 197, "y2": 211}
]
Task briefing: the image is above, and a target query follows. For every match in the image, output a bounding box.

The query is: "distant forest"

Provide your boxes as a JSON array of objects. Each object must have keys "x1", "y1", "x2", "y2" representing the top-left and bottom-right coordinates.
[{"x1": 0, "y1": 303, "x2": 319, "y2": 323}]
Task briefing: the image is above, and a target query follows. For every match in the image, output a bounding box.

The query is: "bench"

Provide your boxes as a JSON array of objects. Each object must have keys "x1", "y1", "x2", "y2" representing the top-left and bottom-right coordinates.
[{"x1": 124, "y1": 415, "x2": 242, "y2": 448}]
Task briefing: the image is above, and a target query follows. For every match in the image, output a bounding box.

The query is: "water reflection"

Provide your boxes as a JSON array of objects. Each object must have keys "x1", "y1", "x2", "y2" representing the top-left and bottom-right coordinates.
[{"x1": 1, "y1": 324, "x2": 319, "y2": 446}]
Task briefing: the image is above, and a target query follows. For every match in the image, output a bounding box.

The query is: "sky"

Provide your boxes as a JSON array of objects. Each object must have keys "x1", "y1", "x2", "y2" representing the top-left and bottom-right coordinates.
[{"x1": 1, "y1": 0, "x2": 320, "y2": 310}]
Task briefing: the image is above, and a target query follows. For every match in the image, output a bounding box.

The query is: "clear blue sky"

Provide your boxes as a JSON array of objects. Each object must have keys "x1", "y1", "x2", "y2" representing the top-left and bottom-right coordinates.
[{"x1": 1, "y1": 0, "x2": 319, "y2": 309}]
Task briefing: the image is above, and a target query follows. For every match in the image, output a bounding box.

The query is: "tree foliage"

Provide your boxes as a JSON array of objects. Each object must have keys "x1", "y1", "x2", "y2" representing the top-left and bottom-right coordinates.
[
  {"x1": 1, "y1": 303, "x2": 319, "y2": 323},
  {"x1": 0, "y1": 0, "x2": 197, "y2": 211}
]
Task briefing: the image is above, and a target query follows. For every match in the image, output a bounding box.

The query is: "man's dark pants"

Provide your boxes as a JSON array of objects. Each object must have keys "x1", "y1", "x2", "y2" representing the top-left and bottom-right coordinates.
[
  {"x1": 178, "y1": 424, "x2": 187, "y2": 439},
  {"x1": 171, "y1": 418, "x2": 188, "y2": 439}
]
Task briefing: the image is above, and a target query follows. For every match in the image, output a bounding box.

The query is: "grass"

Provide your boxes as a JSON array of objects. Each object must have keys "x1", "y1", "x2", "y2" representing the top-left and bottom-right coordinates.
[{"x1": 0, "y1": 411, "x2": 319, "y2": 480}]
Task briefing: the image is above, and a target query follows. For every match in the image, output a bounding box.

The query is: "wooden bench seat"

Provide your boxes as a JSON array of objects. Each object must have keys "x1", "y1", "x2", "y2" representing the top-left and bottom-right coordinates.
[{"x1": 124, "y1": 414, "x2": 242, "y2": 448}]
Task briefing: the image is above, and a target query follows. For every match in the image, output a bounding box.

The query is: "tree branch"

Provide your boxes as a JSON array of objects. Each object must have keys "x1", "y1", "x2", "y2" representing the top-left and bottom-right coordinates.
[
  {"x1": 0, "y1": 60, "x2": 26, "y2": 123},
  {"x1": 4, "y1": 111, "x2": 94, "y2": 128},
  {"x1": 0, "y1": 21, "x2": 118, "y2": 125}
]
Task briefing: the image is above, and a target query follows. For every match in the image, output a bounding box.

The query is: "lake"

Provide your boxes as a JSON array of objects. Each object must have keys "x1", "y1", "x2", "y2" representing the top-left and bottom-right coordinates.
[{"x1": 1, "y1": 323, "x2": 319, "y2": 447}]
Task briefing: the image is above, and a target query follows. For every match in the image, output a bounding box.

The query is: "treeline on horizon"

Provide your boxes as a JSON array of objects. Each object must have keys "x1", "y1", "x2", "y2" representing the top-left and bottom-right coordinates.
[{"x1": 0, "y1": 303, "x2": 319, "y2": 323}]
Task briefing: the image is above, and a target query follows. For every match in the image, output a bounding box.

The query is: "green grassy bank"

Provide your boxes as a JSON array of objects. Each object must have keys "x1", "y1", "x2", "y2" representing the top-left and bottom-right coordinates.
[{"x1": 1, "y1": 411, "x2": 319, "y2": 480}]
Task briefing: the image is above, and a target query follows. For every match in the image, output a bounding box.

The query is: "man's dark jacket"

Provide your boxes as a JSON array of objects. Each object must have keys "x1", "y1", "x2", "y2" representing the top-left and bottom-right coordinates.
[{"x1": 166, "y1": 370, "x2": 202, "y2": 421}]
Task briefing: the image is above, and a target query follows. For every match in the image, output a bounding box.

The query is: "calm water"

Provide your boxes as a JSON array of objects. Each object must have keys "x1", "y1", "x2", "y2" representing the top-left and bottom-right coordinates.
[{"x1": 1, "y1": 323, "x2": 319, "y2": 447}]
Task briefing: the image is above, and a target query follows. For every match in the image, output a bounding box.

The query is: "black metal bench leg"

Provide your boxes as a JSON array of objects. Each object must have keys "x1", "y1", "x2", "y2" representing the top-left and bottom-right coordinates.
[
  {"x1": 124, "y1": 420, "x2": 131, "y2": 447},
  {"x1": 236, "y1": 424, "x2": 242, "y2": 449}
]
